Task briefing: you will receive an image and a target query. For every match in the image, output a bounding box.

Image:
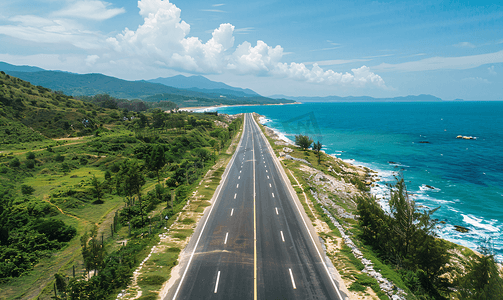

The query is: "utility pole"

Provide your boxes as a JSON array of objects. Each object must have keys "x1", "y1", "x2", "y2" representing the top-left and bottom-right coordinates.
[{"x1": 171, "y1": 190, "x2": 175, "y2": 212}]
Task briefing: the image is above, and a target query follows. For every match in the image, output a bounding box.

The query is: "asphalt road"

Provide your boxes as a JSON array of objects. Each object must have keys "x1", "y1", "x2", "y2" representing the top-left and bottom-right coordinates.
[{"x1": 165, "y1": 113, "x2": 345, "y2": 300}]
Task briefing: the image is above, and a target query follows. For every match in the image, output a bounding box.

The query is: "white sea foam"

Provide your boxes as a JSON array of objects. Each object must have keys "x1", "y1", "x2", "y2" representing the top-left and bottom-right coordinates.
[
  {"x1": 462, "y1": 214, "x2": 500, "y2": 232},
  {"x1": 258, "y1": 116, "x2": 271, "y2": 124},
  {"x1": 269, "y1": 127, "x2": 295, "y2": 145}
]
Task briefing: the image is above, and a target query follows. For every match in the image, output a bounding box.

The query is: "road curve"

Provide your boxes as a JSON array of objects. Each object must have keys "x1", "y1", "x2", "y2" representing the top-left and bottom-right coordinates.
[{"x1": 164, "y1": 113, "x2": 346, "y2": 300}]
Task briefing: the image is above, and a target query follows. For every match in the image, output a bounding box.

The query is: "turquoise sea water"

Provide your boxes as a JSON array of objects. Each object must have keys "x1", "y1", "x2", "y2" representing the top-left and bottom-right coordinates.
[{"x1": 207, "y1": 102, "x2": 503, "y2": 260}]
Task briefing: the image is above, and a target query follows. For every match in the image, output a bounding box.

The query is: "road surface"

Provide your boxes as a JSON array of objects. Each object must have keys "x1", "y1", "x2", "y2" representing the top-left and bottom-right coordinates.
[{"x1": 165, "y1": 113, "x2": 345, "y2": 300}]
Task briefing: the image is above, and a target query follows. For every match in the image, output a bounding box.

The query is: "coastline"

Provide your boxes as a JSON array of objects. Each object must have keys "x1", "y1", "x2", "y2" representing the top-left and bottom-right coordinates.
[
  {"x1": 253, "y1": 113, "x2": 503, "y2": 299},
  {"x1": 254, "y1": 114, "x2": 498, "y2": 255},
  {"x1": 178, "y1": 102, "x2": 302, "y2": 112}
]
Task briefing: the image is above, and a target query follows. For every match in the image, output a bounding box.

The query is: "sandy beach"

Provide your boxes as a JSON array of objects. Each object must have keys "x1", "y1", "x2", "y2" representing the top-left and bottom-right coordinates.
[{"x1": 178, "y1": 102, "x2": 302, "y2": 112}]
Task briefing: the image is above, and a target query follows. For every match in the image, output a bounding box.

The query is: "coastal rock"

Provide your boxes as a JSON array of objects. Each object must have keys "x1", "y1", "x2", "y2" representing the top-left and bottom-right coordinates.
[
  {"x1": 454, "y1": 225, "x2": 470, "y2": 233},
  {"x1": 283, "y1": 147, "x2": 293, "y2": 153},
  {"x1": 284, "y1": 154, "x2": 311, "y2": 165},
  {"x1": 456, "y1": 135, "x2": 476, "y2": 140}
]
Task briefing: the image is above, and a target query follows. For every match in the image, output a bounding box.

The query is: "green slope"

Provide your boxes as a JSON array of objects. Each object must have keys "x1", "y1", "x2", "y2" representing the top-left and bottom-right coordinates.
[{"x1": 0, "y1": 72, "x2": 104, "y2": 144}]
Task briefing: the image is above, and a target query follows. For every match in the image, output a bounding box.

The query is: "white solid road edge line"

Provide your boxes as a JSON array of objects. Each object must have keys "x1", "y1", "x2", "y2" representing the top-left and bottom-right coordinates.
[
  {"x1": 171, "y1": 114, "x2": 248, "y2": 300},
  {"x1": 289, "y1": 268, "x2": 297, "y2": 289},
  {"x1": 214, "y1": 271, "x2": 221, "y2": 293},
  {"x1": 251, "y1": 115, "x2": 345, "y2": 300}
]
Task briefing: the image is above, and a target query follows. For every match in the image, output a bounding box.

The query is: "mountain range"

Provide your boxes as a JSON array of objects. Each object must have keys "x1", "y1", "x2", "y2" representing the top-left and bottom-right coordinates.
[
  {"x1": 1, "y1": 61, "x2": 444, "y2": 104},
  {"x1": 148, "y1": 75, "x2": 259, "y2": 98},
  {"x1": 269, "y1": 94, "x2": 443, "y2": 102}
]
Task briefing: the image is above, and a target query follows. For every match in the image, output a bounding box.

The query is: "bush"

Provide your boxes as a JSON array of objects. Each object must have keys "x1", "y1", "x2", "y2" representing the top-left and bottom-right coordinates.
[
  {"x1": 139, "y1": 275, "x2": 166, "y2": 286},
  {"x1": 21, "y1": 185, "x2": 35, "y2": 195},
  {"x1": 55, "y1": 154, "x2": 65, "y2": 162},
  {"x1": 10, "y1": 157, "x2": 20, "y2": 168},
  {"x1": 26, "y1": 160, "x2": 35, "y2": 169},
  {"x1": 26, "y1": 152, "x2": 35, "y2": 159},
  {"x1": 34, "y1": 218, "x2": 77, "y2": 242},
  {"x1": 79, "y1": 157, "x2": 88, "y2": 165}
]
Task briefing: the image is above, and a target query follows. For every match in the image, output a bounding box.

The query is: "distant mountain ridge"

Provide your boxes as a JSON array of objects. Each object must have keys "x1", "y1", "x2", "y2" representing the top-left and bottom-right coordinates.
[
  {"x1": 0, "y1": 62, "x2": 45, "y2": 73},
  {"x1": 0, "y1": 62, "x2": 293, "y2": 107},
  {"x1": 270, "y1": 94, "x2": 443, "y2": 102},
  {"x1": 148, "y1": 75, "x2": 259, "y2": 97}
]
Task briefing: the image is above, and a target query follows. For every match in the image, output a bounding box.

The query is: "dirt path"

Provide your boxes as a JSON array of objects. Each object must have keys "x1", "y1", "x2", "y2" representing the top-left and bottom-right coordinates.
[{"x1": 42, "y1": 195, "x2": 80, "y2": 220}]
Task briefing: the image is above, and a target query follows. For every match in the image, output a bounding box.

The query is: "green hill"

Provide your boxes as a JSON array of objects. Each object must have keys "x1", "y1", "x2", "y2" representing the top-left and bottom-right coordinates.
[
  {"x1": 3, "y1": 70, "x2": 294, "y2": 106},
  {"x1": 0, "y1": 72, "x2": 106, "y2": 144}
]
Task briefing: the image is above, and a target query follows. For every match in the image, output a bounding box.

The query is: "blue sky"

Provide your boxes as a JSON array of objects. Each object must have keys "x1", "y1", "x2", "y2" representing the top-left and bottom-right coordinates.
[{"x1": 0, "y1": 0, "x2": 502, "y2": 100}]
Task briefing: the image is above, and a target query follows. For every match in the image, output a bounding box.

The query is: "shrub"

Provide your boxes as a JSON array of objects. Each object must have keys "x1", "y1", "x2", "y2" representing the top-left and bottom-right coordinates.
[
  {"x1": 21, "y1": 185, "x2": 35, "y2": 195},
  {"x1": 34, "y1": 218, "x2": 77, "y2": 242},
  {"x1": 26, "y1": 160, "x2": 35, "y2": 169},
  {"x1": 79, "y1": 157, "x2": 88, "y2": 165},
  {"x1": 55, "y1": 154, "x2": 65, "y2": 162},
  {"x1": 10, "y1": 157, "x2": 20, "y2": 168},
  {"x1": 26, "y1": 152, "x2": 35, "y2": 159},
  {"x1": 139, "y1": 275, "x2": 166, "y2": 286}
]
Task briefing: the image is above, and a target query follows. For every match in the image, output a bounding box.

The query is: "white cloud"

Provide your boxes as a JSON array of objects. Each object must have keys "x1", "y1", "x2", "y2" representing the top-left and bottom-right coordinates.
[
  {"x1": 0, "y1": 0, "x2": 386, "y2": 89},
  {"x1": 0, "y1": 15, "x2": 102, "y2": 49},
  {"x1": 103, "y1": 0, "x2": 386, "y2": 88},
  {"x1": 85, "y1": 54, "x2": 100, "y2": 66},
  {"x1": 453, "y1": 41, "x2": 476, "y2": 48},
  {"x1": 271, "y1": 63, "x2": 386, "y2": 87},
  {"x1": 303, "y1": 59, "x2": 371, "y2": 66},
  {"x1": 461, "y1": 77, "x2": 491, "y2": 84},
  {"x1": 53, "y1": 1, "x2": 125, "y2": 20},
  {"x1": 488, "y1": 65, "x2": 497, "y2": 75},
  {"x1": 234, "y1": 27, "x2": 254, "y2": 34},
  {"x1": 374, "y1": 50, "x2": 503, "y2": 72},
  {"x1": 201, "y1": 9, "x2": 226, "y2": 13}
]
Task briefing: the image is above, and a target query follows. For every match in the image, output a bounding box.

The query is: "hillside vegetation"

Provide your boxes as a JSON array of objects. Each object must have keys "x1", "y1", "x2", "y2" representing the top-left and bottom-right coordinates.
[
  {"x1": 0, "y1": 71, "x2": 103, "y2": 144},
  {"x1": 0, "y1": 75, "x2": 244, "y2": 299}
]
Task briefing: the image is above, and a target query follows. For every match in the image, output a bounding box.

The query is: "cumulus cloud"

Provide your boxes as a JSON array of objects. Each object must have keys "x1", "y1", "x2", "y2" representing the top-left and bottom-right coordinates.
[
  {"x1": 104, "y1": 0, "x2": 386, "y2": 88},
  {"x1": 85, "y1": 54, "x2": 100, "y2": 66},
  {"x1": 53, "y1": 1, "x2": 125, "y2": 20}
]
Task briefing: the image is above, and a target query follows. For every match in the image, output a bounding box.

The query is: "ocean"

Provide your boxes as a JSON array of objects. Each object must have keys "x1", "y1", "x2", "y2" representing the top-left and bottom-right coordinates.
[{"x1": 205, "y1": 102, "x2": 503, "y2": 261}]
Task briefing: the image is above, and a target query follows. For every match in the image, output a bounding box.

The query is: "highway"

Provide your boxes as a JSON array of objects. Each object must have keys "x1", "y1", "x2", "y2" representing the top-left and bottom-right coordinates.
[{"x1": 165, "y1": 113, "x2": 345, "y2": 300}]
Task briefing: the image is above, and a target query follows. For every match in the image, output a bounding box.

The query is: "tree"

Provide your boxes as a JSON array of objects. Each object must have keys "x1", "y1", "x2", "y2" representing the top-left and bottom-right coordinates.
[
  {"x1": 193, "y1": 148, "x2": 210, "y2": 163},
  {"x1": 116, "y1": 160, "x2": 146, "y2": 224},
  {"x1": 21, "y1": 184, "x2": 35, "y2": 195},
  {"x1": 147, "y1": 144, "x2": 166, "y2": 183},
  {"x1": 295, "y1": 134, "x2": 313, "y2": 150},
  {"x1": 152, "y1": 109, "x2": 165, "y2": 128},
  {"x1": 458, "y1": 242, "x2": 503, "y2": 299},
  {"x1": 9, "y1": 157, "x2": 20, "y2": 168},
  {"x1": 90, "y1": 175, "x2": 104, "y2": 204},
  {"x1": 312, "y1": 141, "x2": 322, "y2": 164}
]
